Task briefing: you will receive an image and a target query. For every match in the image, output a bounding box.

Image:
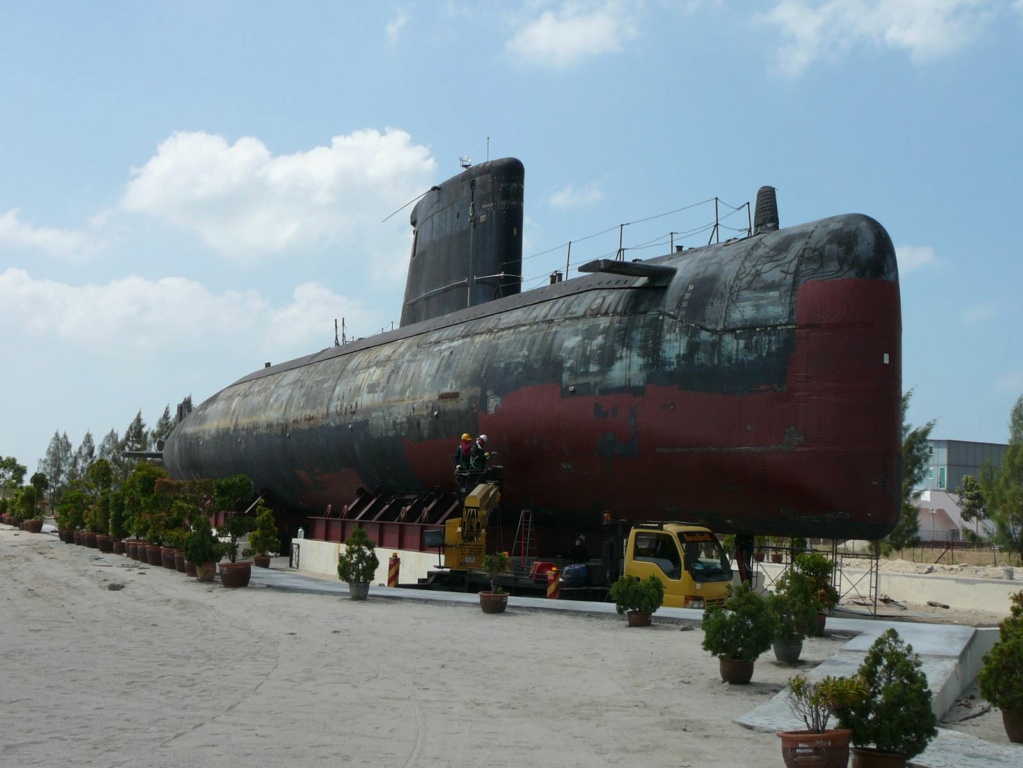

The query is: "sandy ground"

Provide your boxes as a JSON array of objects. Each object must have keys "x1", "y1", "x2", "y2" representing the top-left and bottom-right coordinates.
[{"x1": 0, "y1": 529, "x2": 1015, "y2": 767}]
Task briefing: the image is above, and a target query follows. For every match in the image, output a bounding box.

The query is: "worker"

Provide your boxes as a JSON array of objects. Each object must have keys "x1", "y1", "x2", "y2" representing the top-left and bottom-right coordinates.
[
  {"x1": 452, "y1": 433, "x2": 473, "y2": 471},
  {"x1": 470, "y1": 434, "x2": 491, "y2": 471},
  {"x1": 569, "y1": 534, "x2": 589, "y2": 564}
]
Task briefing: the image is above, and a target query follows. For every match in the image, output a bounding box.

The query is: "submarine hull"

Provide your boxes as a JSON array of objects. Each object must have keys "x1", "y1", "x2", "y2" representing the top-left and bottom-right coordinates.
[{"x1": 163, "y1": 208, "x2": 901, "y2": 539}]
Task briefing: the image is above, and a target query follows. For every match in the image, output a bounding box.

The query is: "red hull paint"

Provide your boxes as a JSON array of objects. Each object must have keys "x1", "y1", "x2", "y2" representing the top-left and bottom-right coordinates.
[{"x1": 297, "y1": 278, "x2": 899, "y2": 538}]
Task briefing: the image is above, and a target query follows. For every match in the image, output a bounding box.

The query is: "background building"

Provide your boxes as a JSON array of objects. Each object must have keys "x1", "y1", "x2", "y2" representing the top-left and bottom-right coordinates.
[
  {"x1": 913, "y1": 439, "x2": 1006, "y2": 542},
  {"x1": 919, "y1": 439, "x2": 1006, "y2": 493}
]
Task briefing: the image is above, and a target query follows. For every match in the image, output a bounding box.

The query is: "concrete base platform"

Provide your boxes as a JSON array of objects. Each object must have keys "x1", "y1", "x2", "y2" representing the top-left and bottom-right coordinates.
[
  {"x1": 734, "y1": 615, "x2": 1014, "y2": 767},
  {"x1": 251, "y1": 564, "x2": 1018, "y2": 768}
]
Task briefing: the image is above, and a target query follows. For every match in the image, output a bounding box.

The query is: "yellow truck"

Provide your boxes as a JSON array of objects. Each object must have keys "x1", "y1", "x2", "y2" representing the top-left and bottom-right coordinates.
[
  {"x1": 622, "y1": 523, "x2": 733, "y2": 609},
  {"x1": 416, "y1": 482, "x2": 732, "y2": 606}
]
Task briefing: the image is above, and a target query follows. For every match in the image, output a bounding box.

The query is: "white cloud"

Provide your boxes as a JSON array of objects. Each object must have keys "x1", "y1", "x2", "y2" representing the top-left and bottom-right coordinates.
[
  {"x1": 0, "y1": 208, "x2": 99, "y2": 259},
  {"x1": 506, "y1": 1, "x2": 641, "y2": 68},
  {"x1": 386, "y1": 8, "x2": 409, "y2": 46},
  {"x1": 550, "y1": 181, "x2": 605, "y2": 209},
  {"x1": 0, "y1": 267, "x2": 373, "y2": 360},
  {"x1": 994, "y1": 370, "x2": 1023, "y2": 394},
  {"x1": 120, "y1": 129, "x2": 436, "y2": 266},
  {"x1": 896, "y1": 244, "x2": 936, "y2": 273},
  {"x1": 962, "y1": 303, "x2": 996, "y2": 324},
  {"x1": 761, "y1": 0, "x2": 998, "y2": 77}
]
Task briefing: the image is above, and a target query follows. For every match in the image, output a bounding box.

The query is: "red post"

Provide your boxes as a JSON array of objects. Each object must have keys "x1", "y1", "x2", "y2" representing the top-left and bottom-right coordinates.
[
  {"x1": 388, "y1": 552, "x2": 400, "y2": 587},
  {"x1": 546, "y1": 567, "x2": 560, "y2": 599}
]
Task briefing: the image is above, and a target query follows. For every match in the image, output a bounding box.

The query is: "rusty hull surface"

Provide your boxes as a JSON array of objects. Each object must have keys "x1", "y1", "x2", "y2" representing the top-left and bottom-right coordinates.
[{"x1": 163, "y1": 212, "x2": 901, "y2": 539}]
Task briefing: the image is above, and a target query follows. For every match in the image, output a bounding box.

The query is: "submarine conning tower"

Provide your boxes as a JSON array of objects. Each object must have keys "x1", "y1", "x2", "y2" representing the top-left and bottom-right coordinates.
[{"x1": 400, "y1": 157, "x2": 524, "y2": 327}]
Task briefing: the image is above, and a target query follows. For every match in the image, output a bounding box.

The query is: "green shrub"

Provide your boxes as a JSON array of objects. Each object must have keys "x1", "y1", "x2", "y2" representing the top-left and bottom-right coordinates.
[
  {"x1": 701, "y1": 583, "x2": 777, "y2": 661},
  {"x1": 245, "y1": 504, "x2": 280, "y2": 557},
  {"x1": 481, "y1": 551, "x2": 511, "y2": 594},
  {"x1": 219, "y1": 513, "x2": 256, "y2": 562},
  {"x1": 183, "y1": 516, "x2": 223, "y2": 565},
  {"x1": 771, "y1": 568, "x2": 820, "y2": 640},
  {"x1": 610, "y1": 574, "x2": 665, "y2": 615},
  {"x1": 794, "y1": 551, "x2": 840, "y2": 611},
  {"x1": 787, "y1": 674, "x2": 867, "y2": 733},
  {"x1": 835, "y1": 628, "x2": 937, "y2": 759},
  {"x1": 979, "y1": 590, "x2": 1023, "y2": 712},
  {"x1": 337, "y1": 526, "x2": 380, "y2": 584}
]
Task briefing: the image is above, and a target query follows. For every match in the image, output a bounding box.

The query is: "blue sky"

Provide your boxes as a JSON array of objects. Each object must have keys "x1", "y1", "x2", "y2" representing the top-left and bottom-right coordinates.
[{"x1": 2, "y1": 0, "x2": 1022, "y2": 474}]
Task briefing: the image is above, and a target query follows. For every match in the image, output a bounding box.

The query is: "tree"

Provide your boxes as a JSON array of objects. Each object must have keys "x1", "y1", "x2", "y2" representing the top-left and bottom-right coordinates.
[
  {"x1": 84, "y1": 459, "x2": 114, "y2": 534},
  {"x1": 887, "y1": 391, "x2": 935, "y2": 551},
  {"x1": 38, "y1": 432, "x2": 73, "y2": 512},
  {"x1": 984, "y1": 394, "x2": 1023, "y2": 563},
  {"x1": 15, "y1": 486, "x2": 39, "y2": 522},
  {"x1": 123, "y1": 410, "x2": 148, "y2": 452},
  {"x1": 69, "y1": 431, "x2": 96, "y2": 485},
  {"x1": 30, "y1": 472, "x2": 49, "y2": 516},
  {"x1": 150, "y1": 406, "x2": 175, "y2": 450},
  {"x1": 121, "y1": 462, "x2": 170, "y2": 541},
  {"x1": 956, "y1": 474, "x2": 987, "y2": 539},
  {"x1": 0, "y1": 456, "x2": 27, "y2": 495},
  {"x1": 97, "y1": 429, "x2": 120, "y2": 465},
  {"x1": 213, "y1": 474, "x2": 255, "y2": 512}
]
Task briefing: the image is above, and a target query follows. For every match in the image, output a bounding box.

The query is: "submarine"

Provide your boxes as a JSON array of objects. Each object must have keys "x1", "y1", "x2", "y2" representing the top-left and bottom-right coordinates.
[{"x1": 163, "y1": 157, "x2": 902, "y2": 540}]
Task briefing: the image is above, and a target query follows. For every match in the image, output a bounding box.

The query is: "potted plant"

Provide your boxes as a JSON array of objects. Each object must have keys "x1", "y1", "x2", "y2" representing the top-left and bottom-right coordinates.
[
  {"x1": 337, "y1": 526, "x2": 380, "y2": 600},
  {"x1": 978, "y1": 590, "x2": 1023, "y2": 742},
  {"x1": 108, "y1": 490, "x2": 127, "y2": 554},
  {"x1": 778, "y1": 673, "x2": 866, "y2": 768},
  {"x1": 770, "y1": 567, "x2": 820, "y2": 663},
  {"x1": 701, "y1": 582, "x2": 778, "y2": 684},
  {"x1": 218, "y1": 513, "x2": 256, "y2": 587},
  {"x1": 834, "y1": 628, "x2": 937, "y2": 767},
  {"x1": 610, "y1": 574, "x2": 665, "y2": 627},
  {"x1": 183, "y1": 516, "x2": 222, "y2": 582},
  {"x1": 55, "y1": 487, "x2": 87, "y2": 543},
  {"x1": 794, "y1": 550, "x2": 840, "y2": 635},
  {"x1": 245, "y1": 503, "x2": 280, "y2": 568},
  {"x1": 479, "y1": 551, "x2": 511, "y2": 613},
  {"x1": 17, "y1": 487, "x2": 43, "y2": 533}
]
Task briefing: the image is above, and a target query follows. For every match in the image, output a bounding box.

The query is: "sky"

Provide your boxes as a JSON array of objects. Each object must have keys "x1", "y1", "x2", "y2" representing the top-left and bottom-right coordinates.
[{"x1": 2, "y1": 0, "x2": 1022, "y2": 474}]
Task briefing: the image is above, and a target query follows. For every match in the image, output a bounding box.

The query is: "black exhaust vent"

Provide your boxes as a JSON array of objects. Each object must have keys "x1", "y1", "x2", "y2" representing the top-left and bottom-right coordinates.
[{"x1": 753, "y1": 186, "x2": 779, "y2": 235}]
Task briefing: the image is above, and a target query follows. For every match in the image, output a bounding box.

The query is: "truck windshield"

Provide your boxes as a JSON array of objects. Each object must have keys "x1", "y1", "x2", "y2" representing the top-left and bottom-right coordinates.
[{"x1": 677, "y1": 532, "x2": 731, "y2": 582}]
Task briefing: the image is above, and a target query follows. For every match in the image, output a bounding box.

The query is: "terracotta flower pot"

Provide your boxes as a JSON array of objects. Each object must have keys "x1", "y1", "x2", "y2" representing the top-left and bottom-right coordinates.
[
  {"x1": 779, "y1": 729, "x2": 851, "y2": 768},
  {"x1": 146, "y1": 545, "x2": 163, "y2": 566},
  {"x1": 718, "y1": 657, "x2": 755, "y2": 685},
  {"x1": 160, "y1": 546, "x2": 177, "y2": 569},
  {"x1": 478, "y1": 590, "x2": 507, "y2": 613},
  {"x1": 22, "y1": 519, "x2": 43, "y2": 534},
  {"x1": 253, "y1": 553, "x2": 272, "y2": 568},
  {"x1": 96, "y1": 534, "x2": 113, "y2": 553},
  {"x1": 773, "y1": 636, "x2": 803, "y2": 664},
  {"x1": 112, "y1": 540, "x2": 126, "y2": 555},
  {"x1": 627, "y1": 610, "x2": 652, "y2": 627},
  {"x1": 850, "y1": 747, "x2": 906, "y2": 768},
  {"x1": 194, "y1": 561, "x2": 217, "y2": 582},
  {"x1": 1001, "y1": 708, "x2": 1023, "y2": 743},
  {"x1": 219, "y1": 561, "x2": 252, "y2": 588}
]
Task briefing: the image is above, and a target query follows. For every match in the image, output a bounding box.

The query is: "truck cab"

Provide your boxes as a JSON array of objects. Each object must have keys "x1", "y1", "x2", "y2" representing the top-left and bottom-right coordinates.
[{"x1": 624, "y1": 524, "x2": 732, "y2": 609}]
